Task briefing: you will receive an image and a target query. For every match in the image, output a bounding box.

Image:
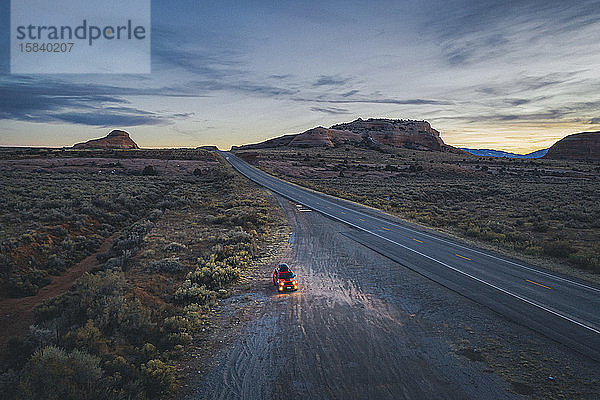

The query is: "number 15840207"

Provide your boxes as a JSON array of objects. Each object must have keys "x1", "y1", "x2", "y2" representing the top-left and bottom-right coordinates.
[{"x1": 19, "y1": 42, "x2": 74, "y2": 52}]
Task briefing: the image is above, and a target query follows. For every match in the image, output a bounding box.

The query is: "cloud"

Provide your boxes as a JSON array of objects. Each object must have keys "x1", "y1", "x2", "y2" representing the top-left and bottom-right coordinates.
[
  {"x1": 188, "y1": 80, "x2": 298, "y2": 96},
  {"x1": 310, "y1": 106, "x2": 351, "y2": 115},
  {"x1": 490, "y1": 111, "x2": 566, "y2": 122},
  {"x1": 234, "y1": 81, "x2": 298, "y2": 96},
  {"x1": 341, "y1": 90, "x2": 359, "y2": 97},
  {"x1": 150, "y1": 23, "x2": 243, "y2": 78},
  {"x1": 312, "y1": 75, "x2": 351, "y2": 87},
  {"x1": 506, "y1": 99, "x2": 531, "y2": 106},
  {"x1": 152, "y1": 46, "x2": 241, "y2": 79},
  {"x1": 51, "y1": 112, "x2": 167, "y2": 127},
  {"x1": 419, "y1": 1, "x2": 600, "y2": 67},
  {"x1": 0, "y1": 79, "x2": 198, "y2": 126},
  {"x1": 443, "y1": 33, "x2": 510, "y2": 65},
  {"x1": 472, "y1": 72, "x2": 582, "y2": 97},
  {"x1": 443, "y1": 98, "x2": 600, "y2": 124},
  {"x1": 300, "y1": 98, "x2": 452, "y2": 106},
  {"x1": 269, "y1": 74, "x2": 293, "y2": 80}
]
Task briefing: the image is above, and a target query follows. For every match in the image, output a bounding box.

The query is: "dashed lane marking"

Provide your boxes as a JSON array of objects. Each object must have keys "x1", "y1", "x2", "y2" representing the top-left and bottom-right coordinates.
[{"x1": 526, "y1": 279, "x2": 551, "y2": 290}]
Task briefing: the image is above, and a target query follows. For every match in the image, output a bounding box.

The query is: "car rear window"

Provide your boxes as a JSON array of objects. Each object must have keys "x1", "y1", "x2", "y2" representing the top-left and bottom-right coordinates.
[{"x1": 278, "y1": 272, "x2": 293, "y2": 280}]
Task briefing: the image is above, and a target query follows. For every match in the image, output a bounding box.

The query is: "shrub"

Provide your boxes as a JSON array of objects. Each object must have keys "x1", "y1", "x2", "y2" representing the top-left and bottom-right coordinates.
[
  {"x1": 568, "y1": 252, "x2": 600, "y2": 272},
  {"x1": 222, "y1": 229, "x2": 253, "y2": 245},
  {"x1": 140, "y1": 343, "x2": 158, "y2": 361},
  {"x1": 142, "y1": 166, "x2": 158, "y2": 176},
  {"x1": 542, "y1": 240, "x2": 575, "y2": 258},
  {"x1": 147, "y1": 257, "x2": 184, "y2": 273},
  {"x1": 103, "y1": 257, "x2": 125, "y2": 270},
  {"x1": 102, "y1": 298, "x2": 154, "y2": 345},
  {"x1": 4, "y1": 336, "x2": 37, "y2": 370},
  {"x1": 102, "y1": 355, "x2": 139, "y2": 390},
  {"x1": 43, "y1": 255, "x2": 67, "y2": 274},
  {"x1": 174, "y1": 281, "x2": 217, "y2": 305},
  {"x1": 187, "y1": 265, "x2": 240, "y2": 290},
  {"x1": 163, "y1": 242, "x2": 187, "y2": 252},
  {"x1": 532, "y1": 221, "x2": 548, "y2": 233},
  {"x1": 34, "y1": 291, "x2": 80, "y2": 325},
  {"x1": 49, "y1": 226, "x2": 68, "y2": 238},
  {"x1": 162, "y1": 316, "x2": 192, "y2": 334},
  {"x1": 66, "y1": 320, "x2": 109, "y2": 356},
  {"x1": 52, "y1": 270, "x2": 127, "y2": 331},
  {"x1": 7, "y1": 269, "x2": 51, "y2": 297},
  {"x1": 19, "y1": 346, "x2": 105, "y2": 400},
  {"x1": 0, "y1": 369, "x2": 19, "y2": 400},
  {"x1": 140, "y1": 359, "x2": 177, "y2": 398},
  {"x1": 167, "y1": 331, "x2": 192, "y2": 347},
  {"x1": 147, "y1": 209, "x2": 163, "y2": 222}
]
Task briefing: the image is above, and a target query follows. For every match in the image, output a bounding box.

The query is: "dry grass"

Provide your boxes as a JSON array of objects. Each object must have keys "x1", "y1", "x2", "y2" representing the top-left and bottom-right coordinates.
[
  {"x1": 235, "y1": 145, "x2": 600, "y2": 275},
  {"x1": 0, "y1": 149, "x2": 285, "y2": 400}
]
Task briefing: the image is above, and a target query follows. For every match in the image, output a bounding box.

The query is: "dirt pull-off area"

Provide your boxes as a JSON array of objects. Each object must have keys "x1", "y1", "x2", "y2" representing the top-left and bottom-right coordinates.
[{"x1": 183, "y1": 196, "x2": 599, "y2": 399}]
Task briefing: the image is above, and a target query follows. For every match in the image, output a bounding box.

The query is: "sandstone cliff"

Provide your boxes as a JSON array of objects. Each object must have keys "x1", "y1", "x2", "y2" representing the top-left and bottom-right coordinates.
[
  {"x1": 544, "y1": 131, "x2": 600, "y2": 161},
  {"x1": 232, "y1": 118, "x2": 460, "y2": 152},
  {"x1": 73, "y1": 130, "x2": 139, "y2": 149}
]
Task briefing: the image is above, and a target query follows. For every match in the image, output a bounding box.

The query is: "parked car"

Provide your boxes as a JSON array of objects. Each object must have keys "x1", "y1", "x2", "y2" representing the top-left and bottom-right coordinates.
[{"x1": 272, "y1": 263, "x2": 298, "y2": 292}]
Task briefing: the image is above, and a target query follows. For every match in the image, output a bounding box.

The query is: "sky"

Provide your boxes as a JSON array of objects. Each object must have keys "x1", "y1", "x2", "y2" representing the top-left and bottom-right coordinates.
[{"x1": 1, "y1": 0, "x2": 600, "y2": 153}]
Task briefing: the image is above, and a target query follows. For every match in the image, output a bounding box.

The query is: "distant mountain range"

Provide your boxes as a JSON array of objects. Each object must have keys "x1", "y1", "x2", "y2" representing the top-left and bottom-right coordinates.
[
  {"x1": 459, "y1": 148, "x2": 548, "y2": 158},
  {"x1": 461, "y1": 131, "x2": 600, "y2": 160}
]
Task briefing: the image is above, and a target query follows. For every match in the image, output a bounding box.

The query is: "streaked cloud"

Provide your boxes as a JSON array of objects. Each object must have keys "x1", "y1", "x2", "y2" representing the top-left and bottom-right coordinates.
[
  {"x1": 312, "y1": 75, "x2": 351, "y2": 87},
  {"x1": 310, "y1": 106, "x2": 351, "y2": 115}
]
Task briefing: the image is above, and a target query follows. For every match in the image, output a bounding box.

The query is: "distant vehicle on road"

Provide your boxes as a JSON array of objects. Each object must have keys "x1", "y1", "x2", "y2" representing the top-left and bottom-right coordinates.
[{"x1": 273, "y1": 263, "x2": 298, "y2": 292}]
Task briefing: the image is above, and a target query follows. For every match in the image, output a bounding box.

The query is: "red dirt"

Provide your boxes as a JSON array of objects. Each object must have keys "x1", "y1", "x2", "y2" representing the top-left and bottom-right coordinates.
[{"x1": 0, "y1": 231, "x2": 119, "y2": 354}]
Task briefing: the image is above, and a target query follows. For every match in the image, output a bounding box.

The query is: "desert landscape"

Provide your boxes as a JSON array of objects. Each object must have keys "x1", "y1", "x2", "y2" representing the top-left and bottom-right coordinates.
[
  {"x1": 233, "y1": 119, "x2": 600, "y2": 278},
  {"x1": 0, "y1": 141, "x2": 288, "y2": 399},
  {"x1": 0, "y1": 122, "x2": 598, "y2": 399},
  {"x1": 3, "y1": 1, "x2": 600, "y2": 398}
]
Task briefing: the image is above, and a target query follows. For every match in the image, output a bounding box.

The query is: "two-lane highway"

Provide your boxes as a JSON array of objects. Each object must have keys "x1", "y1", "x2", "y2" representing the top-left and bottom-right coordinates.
[{"x1": 221, "y1": 151, "x2": 600, "y2": 361}]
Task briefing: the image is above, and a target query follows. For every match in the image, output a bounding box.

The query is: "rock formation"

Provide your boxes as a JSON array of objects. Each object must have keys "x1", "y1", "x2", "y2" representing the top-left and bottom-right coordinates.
[
  {"x1": 331, "y1": 119, "x2": 447, "y2": 151},
  {"x1": 232, "y1": 118, "x2": 461, "y2": 152},
  {"x1": 73, "y1": 130, "x2": 139, "y2": 149},
  {"x1": 544, "y1": 131, "x2": 600, "y2": 161}
]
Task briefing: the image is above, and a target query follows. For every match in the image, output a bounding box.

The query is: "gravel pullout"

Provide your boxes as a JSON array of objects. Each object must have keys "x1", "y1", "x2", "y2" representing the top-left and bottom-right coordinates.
[{"x1": 184, "y1": 196, "x2": 599, "y2": 399}]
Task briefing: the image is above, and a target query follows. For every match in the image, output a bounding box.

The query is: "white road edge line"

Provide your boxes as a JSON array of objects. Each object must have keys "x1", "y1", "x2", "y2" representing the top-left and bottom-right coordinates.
[
  {"x1": 300, "y1": 203, "x2": 600, "y2": 335},
  {"x1": 298, "y1": 199, "x2": 600, "y2": 335},
  {"x1": 226, "y1": 155, "x2": 600, "y2": 335}
]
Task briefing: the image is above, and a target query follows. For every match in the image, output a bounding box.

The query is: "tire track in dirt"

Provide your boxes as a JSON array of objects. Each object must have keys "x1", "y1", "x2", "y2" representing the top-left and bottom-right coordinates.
[
  {"x1": 273, "y1": 224, "x2": 476, "y2": 399},
  {"x1": 186, "y1": 198, "x2": 524, "y2": 399}
]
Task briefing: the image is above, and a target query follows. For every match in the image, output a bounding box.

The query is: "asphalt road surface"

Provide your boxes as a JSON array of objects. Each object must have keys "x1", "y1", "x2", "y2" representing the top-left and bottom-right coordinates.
[
  {"x1": 220, "y1": 151, "x2": 600, "y2": 362},
  {"x1": 191, "y1": 194, "x2": 528, "y2": 399}
]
